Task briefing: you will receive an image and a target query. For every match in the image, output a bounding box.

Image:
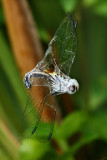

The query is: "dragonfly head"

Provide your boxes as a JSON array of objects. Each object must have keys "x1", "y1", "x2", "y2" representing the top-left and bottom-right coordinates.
[
  {"x1": 23, "y1": 73, "x2": 31, "y2": 89},
  {"x1": 67, "y1": 79, "x2": 79, "y2": 94}
]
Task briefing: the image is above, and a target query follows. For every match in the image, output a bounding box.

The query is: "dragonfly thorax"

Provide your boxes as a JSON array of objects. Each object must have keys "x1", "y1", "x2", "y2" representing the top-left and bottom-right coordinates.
[{"x1": 50, "y1": 72, "x2": 79, "y2": 95}]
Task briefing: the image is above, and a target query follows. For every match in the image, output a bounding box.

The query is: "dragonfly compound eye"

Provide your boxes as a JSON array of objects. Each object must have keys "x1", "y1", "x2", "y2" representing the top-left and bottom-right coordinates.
[
  {"x1": 71, "y1": 85, "x2": 76, "y2": 92},
  {"x1": 71, "y1": 85, "x2": 78, "y2": 92},
  {"x1": 68, "y1": 79, "x2": 79, "y2": 94},
  {"x1": 68, "y1": 85, "x2": 76, "y2": 93}
]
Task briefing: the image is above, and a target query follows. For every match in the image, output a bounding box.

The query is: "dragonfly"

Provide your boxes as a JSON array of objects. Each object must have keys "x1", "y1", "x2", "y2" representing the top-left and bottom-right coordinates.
[{"x1": 22, "y1": 15, "x2": 79, "y2": 142}]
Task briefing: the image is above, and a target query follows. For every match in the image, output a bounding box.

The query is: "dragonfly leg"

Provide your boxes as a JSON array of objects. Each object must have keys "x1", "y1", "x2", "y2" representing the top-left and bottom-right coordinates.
[{"x1": 51, "y1": 91, "x2": 57, "y2": 96}]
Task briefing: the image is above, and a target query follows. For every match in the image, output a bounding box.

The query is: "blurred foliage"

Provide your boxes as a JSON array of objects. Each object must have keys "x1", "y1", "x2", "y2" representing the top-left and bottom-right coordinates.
[
  {"x1": 0, "y1": 0, "x2": 107, "y2": 160},
  {"x1": 83, "y1": 0, "x2": 107, "y2": 16},
  {"x1": 59, "y1": 0, "x2": 78, "y2": 13}
]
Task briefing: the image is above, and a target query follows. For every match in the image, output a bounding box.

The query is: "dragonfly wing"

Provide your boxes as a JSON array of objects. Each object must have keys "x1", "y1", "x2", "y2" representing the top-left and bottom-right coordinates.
[
  {"x1": 22, "y1": 86, "x2": 56, "y2": 142},
  {"x1": 29, "y1": 15, "x2": 77, "y2": 76},
  {"x1": 50, "y1": 15, "x2": 77, "y2": 75},
  {"x1": 35, "y1": 93, "x2": 56, "y2": 142},
  {"x1": 22, "y1": 86, "x2": 47, "y2": 138},
  {"x1": 36, "y1": 15, "x2": 77, "y2": 76}
]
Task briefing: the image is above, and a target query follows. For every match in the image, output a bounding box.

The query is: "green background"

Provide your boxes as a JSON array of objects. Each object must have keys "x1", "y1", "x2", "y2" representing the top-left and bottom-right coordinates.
[{"x1": 0, "y1": 0, "x2": 107, "y2": 160}]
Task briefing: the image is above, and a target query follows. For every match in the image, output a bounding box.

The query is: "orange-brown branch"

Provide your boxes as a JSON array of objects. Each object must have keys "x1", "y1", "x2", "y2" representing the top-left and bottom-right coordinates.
[
  {"x1": 1, "y1": 0, "x2": 61, "y2": 122},
  {"x1": 1, "y1": 0, "x2": 43, "y2": 76}
]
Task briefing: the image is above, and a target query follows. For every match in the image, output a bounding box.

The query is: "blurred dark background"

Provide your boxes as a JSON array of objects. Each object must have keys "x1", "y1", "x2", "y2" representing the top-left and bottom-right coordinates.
[{"x1": 0, "y1": 0, "x2": 107, "y2": 160}]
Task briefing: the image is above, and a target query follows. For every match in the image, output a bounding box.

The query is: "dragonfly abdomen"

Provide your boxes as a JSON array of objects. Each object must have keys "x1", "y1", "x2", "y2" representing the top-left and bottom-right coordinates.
[{"x1": 30, "y1": 71, "x2": 50, "y2": 79}]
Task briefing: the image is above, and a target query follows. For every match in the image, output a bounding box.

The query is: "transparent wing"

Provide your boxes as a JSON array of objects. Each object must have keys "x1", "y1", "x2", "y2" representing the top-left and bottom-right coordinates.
[
  {"x1": 35, "y1": 91, "x2": 56, "y2": 142},
  {"x1": 36, "y1": 15, "x2": 77, "y2": 76},
  {"x1": 22, "y1": 86, "x2": 56, "y2": 142}
]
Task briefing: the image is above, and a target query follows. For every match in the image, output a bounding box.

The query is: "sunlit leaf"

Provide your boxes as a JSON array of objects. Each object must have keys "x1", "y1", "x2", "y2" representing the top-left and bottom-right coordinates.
[
  {"x1": 60, "y1": 0, "x2": 78, "y2": 12},
  {"x1": 83, "y1": 0, "x2": 99, "y2": 7},
  {"x1": 20, "y1": 138, "x2": 50, "y2": 160},
  {"x1": 38, "y1": 27, "x2": 50, "y2": 43}
]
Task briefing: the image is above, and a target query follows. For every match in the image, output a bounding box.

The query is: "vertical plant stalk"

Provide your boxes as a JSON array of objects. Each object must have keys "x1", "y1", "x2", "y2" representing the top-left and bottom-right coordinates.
[
  {"x1": 1, "y1": 0, "x2": 43, "y2": 76},
  {"x1": 1, "y1": 0, "x2": 61, "y2": 126},
  {"x1": 0, "y1": 119, "x2": 19, "y2": 159}
]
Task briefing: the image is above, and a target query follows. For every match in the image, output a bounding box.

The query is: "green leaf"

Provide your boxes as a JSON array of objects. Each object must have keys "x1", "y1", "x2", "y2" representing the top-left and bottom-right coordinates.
[
  {"x1": 0, "y1": 31, "x2": 26, "y2": 110},
  {"x1": 0, "y1": 64, "x2": 26, "y2": 135},
  {"x1": 67, "y1": 134, "x2": 98, "y2": 155},
  {"x1": 60, "y1": 109, "x2": 107, "y2": 156},
  {"x1": 60, "y1": 0, "x2": 78, "y2": 12},
  {"x1": 0, "y1": 146, "x2": 11, "y2": 160},
  {"x1": 38, "y1": 27, "x2": 50, "y2": 43},
  {"x1": 19, "y1": 138, "x2": 50, "y2": 160},
  {"x1": 83, "y1": 0, "x2": 99, "y2": 7},
  {"x1": 63, "y1": 109, "x2": 107, "y2": 156},
  {"x1": 54, "y1": 111, "x2": 87, "y2": 140}
]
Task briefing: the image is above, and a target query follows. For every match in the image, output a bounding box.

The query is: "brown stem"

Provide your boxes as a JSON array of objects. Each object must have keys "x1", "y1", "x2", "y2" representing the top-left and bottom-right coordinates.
[
  {"x1": 61, "y1": 94, "x2": 74, "y2": 114},
  {"x1": 1, "y1": 0, "x2": 61, "y2": 124},
  {"x1": 1, "y1": 0, "x2": 43, "y2": 76}
]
